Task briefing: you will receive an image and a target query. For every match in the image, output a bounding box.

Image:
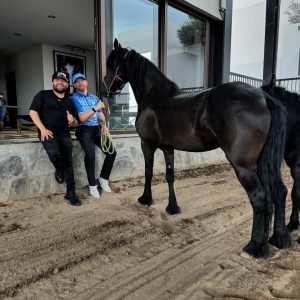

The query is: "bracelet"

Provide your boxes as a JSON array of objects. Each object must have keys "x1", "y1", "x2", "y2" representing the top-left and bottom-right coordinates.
[
  {"x1": 68, "y1": 118, "x2": 76, "y2": 127},
  {"x1": 92, "y1": 107, "x2": 96, "y2": 113}
]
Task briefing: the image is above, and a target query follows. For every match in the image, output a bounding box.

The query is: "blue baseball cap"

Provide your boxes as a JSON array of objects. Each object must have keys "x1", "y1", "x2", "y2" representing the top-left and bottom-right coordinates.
[{"x1": 72, "y1": 73, "x2": 86, "y2": 84}]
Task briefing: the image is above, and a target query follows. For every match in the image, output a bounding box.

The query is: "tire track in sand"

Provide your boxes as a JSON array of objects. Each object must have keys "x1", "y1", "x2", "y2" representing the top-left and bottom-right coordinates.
[{"x1": 75, "y1": 211, "x2": 253, "y2": 300}]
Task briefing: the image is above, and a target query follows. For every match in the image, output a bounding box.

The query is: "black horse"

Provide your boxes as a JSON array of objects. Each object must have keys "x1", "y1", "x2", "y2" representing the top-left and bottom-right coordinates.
[
  {"x1": 103, "y1": 39, "x2": 291, "y2": 258},
  {"x1": 262, "y1": 76, "x2": 300, "y2": 239}
]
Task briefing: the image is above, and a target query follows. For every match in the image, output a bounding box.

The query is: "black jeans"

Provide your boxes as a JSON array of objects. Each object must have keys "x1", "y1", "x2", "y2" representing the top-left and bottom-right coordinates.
[
  {"x1": 41, "y1": 136, "x2": 75, "y2": 191},
  {"x1": 75, "y1": 125, "x2": 116, "y2": 186}
]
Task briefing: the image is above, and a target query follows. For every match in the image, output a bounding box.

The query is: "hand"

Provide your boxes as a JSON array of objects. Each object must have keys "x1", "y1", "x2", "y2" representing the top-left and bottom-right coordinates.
[
  {"x1": 66, "y1": 110, "x2": 75, "y2": 123},
  {"x1": 101, "y1": 123, "x2": 108, "y2": 133},
  {"x1": 94, "y1": 101, "x2": 105, "y2": 111},
  {"x1": 40, "y1": 128, "x2": 53, "y2": 141}
]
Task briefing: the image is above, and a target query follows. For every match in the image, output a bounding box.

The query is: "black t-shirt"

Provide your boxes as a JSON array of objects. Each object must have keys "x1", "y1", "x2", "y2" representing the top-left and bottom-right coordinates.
[{"x1": 30, "y1": 90, "x2": 76, "y2": 137}]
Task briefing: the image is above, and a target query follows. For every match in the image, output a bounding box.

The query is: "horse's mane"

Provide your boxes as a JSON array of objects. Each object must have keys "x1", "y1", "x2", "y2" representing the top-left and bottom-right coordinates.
[
  {"x1": 273, "y1": 85, "x2": 300, "y2": 106},
  {"x1": 126, "y1": 49, "x2": 182, "y2": 96},
  {"x1": 262, "y1": 83, "x2": 300, "y2": 107}
]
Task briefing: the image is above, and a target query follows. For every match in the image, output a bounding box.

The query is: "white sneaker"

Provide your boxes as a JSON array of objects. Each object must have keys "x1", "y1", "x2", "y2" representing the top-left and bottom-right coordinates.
[
  {"x1": 97, "y1": 177, "x2": 112, "y2": 193},
  {"x1": 89, "y1": 185, "x2": 100, "y2": 198}
]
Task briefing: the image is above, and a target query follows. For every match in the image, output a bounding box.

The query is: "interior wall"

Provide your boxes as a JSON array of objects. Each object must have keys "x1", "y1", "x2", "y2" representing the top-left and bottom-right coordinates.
[
  {"x1": 6, "y1": 45, "x2": 44, "y2": 115},
  {"x1": 1, "y1": 44, "x2": 97, "y2": 117},
  {"x1": 42, "y1": 44, "x2": 96, "y2": 95},
  {"x1": 0, "y1": 57, "x2": 8, "y2": 100}
]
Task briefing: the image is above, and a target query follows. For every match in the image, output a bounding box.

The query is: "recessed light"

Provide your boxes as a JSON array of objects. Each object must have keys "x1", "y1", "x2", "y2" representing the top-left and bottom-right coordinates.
[
  {"x1": 14, "y1": 33, "x2": 22, "y2": 36},
  {"x1": 48, "y1": 15, "x2": 56, "y2": 19}
]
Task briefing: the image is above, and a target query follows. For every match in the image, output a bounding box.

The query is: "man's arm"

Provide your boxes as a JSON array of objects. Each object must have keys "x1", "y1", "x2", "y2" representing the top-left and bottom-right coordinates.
[
  {"x1": 77, "y1": 101, "x2": 105, "y2": 123},
  {"x1": 99, "y1": 112, "x2": 108, "y2": 132},
  {"x1": 29, "y1": 110, "x2": 53, "y2": 141},
  {"x1": 66, "y1": 110, "x2": 78, "y2": 127}
]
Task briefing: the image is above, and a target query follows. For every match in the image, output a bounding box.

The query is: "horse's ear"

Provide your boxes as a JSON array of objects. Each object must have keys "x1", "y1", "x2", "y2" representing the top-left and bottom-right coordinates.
[
  {"x1": 114, "y1": 38, "x2": 122, "y2": 50},
  {"x1": 266, "y1": 74, "x2": 276, "y2": 89},
  {"x1": 268, "y1": 74, "x2": 276, "y2": 88}
]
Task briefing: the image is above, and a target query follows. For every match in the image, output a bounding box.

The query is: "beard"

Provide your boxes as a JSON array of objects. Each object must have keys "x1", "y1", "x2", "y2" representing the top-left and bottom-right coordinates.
[{"x1": 53, "y1": 85, "x2": 67, "y2": 94}]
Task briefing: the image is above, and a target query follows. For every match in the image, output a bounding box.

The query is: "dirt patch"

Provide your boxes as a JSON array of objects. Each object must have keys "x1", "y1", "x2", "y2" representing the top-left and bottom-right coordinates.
[{"x1": 0, "y1": 163, "x2": 299, "y2": 299}]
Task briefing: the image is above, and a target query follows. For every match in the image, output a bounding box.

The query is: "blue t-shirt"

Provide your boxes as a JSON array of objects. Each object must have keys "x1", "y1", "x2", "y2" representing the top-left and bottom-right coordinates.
[{"x1": 71, "y1": 92, "x2": 103, "y2": 126}]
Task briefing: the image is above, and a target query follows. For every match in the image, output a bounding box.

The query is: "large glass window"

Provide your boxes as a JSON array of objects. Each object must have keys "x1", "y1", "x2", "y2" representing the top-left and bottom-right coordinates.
[
  {"x1": 230, "y1": 0, "x2": 266, "y2": 80},
  {"x1": 276, "y1": 0, "x2": 300, "y2": 92},
  {"x1": 108, "y1": 0, "x2": 158, "y2": 131},
  {"x1": 167, "y1": 6, "x2": 206, "y2": 93}
]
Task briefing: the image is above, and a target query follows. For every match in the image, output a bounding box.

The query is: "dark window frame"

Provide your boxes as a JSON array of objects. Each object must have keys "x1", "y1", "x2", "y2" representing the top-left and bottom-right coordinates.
[
  {"x1": 167, "y1": 2, "x2": 210, "y2": 90},
  {"x1": 96, "y1": 0, "x2": 223, "y2": 134},
  {"x1": 299, "y1": 50, "x2": 300, "y2": 76}
]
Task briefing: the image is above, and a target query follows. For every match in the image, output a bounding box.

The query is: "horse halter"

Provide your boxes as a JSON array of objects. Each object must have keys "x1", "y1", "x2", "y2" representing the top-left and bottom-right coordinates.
[{"x1": 103, "y1": 50, "x2": 131, "y2": 98}]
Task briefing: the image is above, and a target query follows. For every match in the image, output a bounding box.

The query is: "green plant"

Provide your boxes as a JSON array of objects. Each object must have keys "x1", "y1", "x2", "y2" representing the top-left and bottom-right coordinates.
[
  {"x1": 177, "y1": 16, "x2": 205, "y2": 47},
  {"x1": 285, "y1": 0, "x2": 300, "y2": 24}
]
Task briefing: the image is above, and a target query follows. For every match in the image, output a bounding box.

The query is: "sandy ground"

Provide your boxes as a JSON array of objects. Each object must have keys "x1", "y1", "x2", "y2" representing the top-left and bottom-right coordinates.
[{"x1": 1, "y1": 163, "x2": 300, "y2": 300}]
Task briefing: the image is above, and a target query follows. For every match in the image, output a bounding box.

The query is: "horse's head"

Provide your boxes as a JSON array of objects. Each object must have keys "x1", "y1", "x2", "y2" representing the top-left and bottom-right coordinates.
[{"x1": 103, "y1": 38, "x2": 131, "y2": 99}]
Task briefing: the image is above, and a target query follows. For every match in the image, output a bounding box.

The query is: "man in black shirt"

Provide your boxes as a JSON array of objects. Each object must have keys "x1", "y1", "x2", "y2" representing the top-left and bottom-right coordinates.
[{"x1": 29, "y1": 72, "x2": 81, "y2": 206}]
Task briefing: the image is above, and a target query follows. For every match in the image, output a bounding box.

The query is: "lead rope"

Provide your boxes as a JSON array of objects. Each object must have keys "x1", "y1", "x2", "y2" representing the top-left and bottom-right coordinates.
[{"x1": 100, "y1": 130, "x2": 115, "y2": 154}]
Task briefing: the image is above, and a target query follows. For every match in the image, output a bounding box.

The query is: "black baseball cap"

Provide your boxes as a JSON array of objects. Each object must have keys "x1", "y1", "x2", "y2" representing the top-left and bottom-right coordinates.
[{"x1": 52, "y1": 71, "x2": 69, "y2": 83}]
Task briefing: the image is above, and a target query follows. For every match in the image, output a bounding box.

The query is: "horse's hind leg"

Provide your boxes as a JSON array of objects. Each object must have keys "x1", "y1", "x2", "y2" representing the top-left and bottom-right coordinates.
[
  {"x1": 232, "y1": 164, "x2": 270, "y2": 258},
  {"x1": 269, "y1": 180, "x2": 292, "y2": 248},
  {"x1": 138, "y1": 140, "x2": 156, "y2": 206},
  {"x1": 287, "y1": 165, "x2": 300, "y2": 231},
  {"x1": 163, "y1": 148, "x2": 181, "y2": 214}
]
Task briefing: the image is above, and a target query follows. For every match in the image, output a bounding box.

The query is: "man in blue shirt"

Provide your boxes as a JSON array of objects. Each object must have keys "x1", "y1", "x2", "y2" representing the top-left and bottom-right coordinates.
[{"x1": 71, "y1": 73, "x2": 116, "y2": 198}]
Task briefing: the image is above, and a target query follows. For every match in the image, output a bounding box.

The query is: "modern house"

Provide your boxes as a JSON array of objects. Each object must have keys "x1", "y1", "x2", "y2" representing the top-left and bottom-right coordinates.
[{"x1": 0, "y1": 0, "x2": 298, "y2": 201}]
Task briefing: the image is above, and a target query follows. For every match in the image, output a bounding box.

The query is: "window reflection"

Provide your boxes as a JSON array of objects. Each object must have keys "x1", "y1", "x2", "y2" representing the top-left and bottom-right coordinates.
[
  {"x1": 276, "y1": 0, "x2": 300, "y2": 79},
  {"x1": 230, "y1": 0, "x2": 266, "y2": 79},
  {"x1": 167, "y1": 6, "x2": 206, "y2": 93},
  {"x1": 109, "y1": 0, "x2": 158, "y2": 131}
]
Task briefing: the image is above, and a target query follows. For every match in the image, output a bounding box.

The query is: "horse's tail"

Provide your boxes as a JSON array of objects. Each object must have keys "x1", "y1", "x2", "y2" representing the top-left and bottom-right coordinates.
[{"x1": 257, "y1": 92, "x2": 287, "y2": 238}]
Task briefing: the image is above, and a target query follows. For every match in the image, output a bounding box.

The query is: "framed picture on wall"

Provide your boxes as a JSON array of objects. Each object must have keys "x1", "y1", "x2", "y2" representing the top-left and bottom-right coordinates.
[{"x1": 53, "y1": 51, "x2": 86, "y2": 94}]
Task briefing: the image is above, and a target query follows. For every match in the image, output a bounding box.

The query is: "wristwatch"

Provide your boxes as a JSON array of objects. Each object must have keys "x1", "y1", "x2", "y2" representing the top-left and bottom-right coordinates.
[{"x1": 92, "y1": 107, "x2": 97, "y2": 113}]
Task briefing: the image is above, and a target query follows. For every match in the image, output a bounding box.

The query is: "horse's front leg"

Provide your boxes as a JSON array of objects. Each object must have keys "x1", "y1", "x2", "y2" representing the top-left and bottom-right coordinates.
[
  {"x1": 138, "y1": 140, "x2": 156, "y2": 206},
  {"x1": 287, "y1": 166, "x2": 300, "y2": 232},
  {"x1": 163, "y1": 148, "x2": 181, "y2": 215}
]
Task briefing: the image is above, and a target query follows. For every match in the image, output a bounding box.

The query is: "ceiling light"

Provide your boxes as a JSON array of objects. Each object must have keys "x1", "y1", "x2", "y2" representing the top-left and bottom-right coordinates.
[
  {"x1": 14, "y1": 33, "x2": 22, "y2": 36},
  {"x1": 48, "y1": 15, "x2": 56, "y2": 19}
]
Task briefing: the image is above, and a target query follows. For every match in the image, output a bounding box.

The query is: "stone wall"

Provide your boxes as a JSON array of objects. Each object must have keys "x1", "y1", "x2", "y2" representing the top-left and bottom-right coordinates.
[{"x1": 0, "y1": 134, "x2": 226, "y2": 202}]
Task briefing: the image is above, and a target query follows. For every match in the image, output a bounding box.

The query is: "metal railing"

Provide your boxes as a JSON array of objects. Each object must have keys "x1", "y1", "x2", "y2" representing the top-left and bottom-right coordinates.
[
  {"x1": 109, "y1": 106, "x2": 138, "y2": 130},
  {"x1": 276, "y1": 77, "x2": 300, "y2": 93},
  {"x1": 229, "y1": 72, "x2": 300, "y2": 93},
  {"x1": 229, "y1": 72, "x2": 264, "y2": 88},
  {"x1": 110, "y1": 87, "x2": 205, "y2": 130},
  {"x1": 109, "y1": 75, "x2": 300, "y2": 131},
  {"x1": 115, "y1": 92, "x2": 130, "y2": 105},
  {"x1": 181, "y1": 86, "x2": 204, "y2": 93}
]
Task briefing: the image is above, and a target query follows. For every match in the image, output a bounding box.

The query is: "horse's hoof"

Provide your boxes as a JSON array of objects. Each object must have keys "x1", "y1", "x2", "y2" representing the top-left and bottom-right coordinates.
[
  {"x1": 138, "y1": 195, "x2": 153, "y2": 206},
  {"x1": 243, "y1": 240, "x2": 270, "y2": 259},
  {"x1": 287, "y1": 221, "x2": 299, "y2": 232},
  {"x1": 166, "y1": 204, "x2": 181, "y2": 215},
  {"x1": 269, "y1": 230, "x2": 293, "y2": 249}
]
